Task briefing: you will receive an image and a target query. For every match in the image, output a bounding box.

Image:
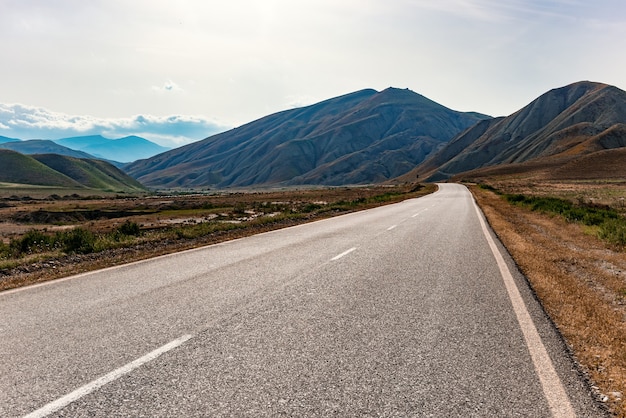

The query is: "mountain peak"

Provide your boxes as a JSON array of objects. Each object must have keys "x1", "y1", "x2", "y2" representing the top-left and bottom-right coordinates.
[
  {"x1": 125, "y1": 88, "x2": 488, "y2": 188},
  {"x1": 416, "y1": 80, "x2": 626, "y2": 181}
]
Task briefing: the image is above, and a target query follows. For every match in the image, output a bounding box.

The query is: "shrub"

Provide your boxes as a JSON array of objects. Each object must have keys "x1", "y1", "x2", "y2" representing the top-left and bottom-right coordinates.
[
  {"x1": 9, "y1": 229, "x2": 56, "y2": 256},
  {"x1": 301, "y1": 203, "x2": 323, "y2": 213},
  {"x1": 478, "y1": 183, "x2": 498, "y2": 192},
  {"x1": 598, "y1": 219, "x2": 626, "y2": 246},
  {"x1": 0, "y1": 241, "x2": 10, "y2": 258},
  {"x1": 61, "y1": 228, "x2": 97, "y2": 254},
  {"x1": 117, "y1": 220, "x2": 141, "y2": 236}
]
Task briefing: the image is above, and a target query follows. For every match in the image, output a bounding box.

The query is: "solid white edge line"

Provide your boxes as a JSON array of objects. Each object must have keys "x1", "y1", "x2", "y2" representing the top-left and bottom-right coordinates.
[
  {"x1": 331, "y1": 247, "x2": 356, "y2": 261},
  {"x1": 24, "y1": 334, "x2": 193, "y2": 418},
  {"x1": 472, "y1": 199, "x2": 575, "y2": 418}
]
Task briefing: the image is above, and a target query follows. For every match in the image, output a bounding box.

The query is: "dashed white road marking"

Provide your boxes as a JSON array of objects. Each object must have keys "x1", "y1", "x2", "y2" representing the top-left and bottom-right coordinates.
[
  {"x1": 331, "y1": 247, "x2": 356, "y2": 261},
  {"x1": 387, "y1": 225, "x2": 397, "y2": 231},
  {"x1": 472, "y1": 199, "x2": 575, "y2": 418},
  {"x1": 412, "y1": 208, "x2": 428, "y2": 218},
  {"x1": 24, "y1": 334, "x2": 193, "y2": 418}
]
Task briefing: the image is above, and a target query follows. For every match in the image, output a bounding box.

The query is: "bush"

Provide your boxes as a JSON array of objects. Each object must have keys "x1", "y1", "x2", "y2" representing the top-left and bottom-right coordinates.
[
  {"x1": 505, "y1": 194, "x2": 527, "y2": 204},
  {"x1": 478, "y1": 183, "x2": 498, "y2": 192},
  {"x1": 9, "y1": 229, "x2": 57, "y2": 256},
  {"x1": 0, "y1": 241, "x2": 10, "y2": 258},
  {"x1": 61, "y1": 228, "x2": 97, "y2": 254},
  {"x1": 598, "y1": 219, "x2": 626, "y2": 246},
  {"x1": 300, "y1": 203, "x2": 323, "y2": 213},
  {"x1": 117, "y1": 220, "x2": 141, "y2": 236}
]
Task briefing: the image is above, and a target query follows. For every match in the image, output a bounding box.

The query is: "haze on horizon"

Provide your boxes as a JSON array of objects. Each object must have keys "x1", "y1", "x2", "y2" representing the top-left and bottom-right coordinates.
[{"x1": 1, "y1": 0, "x2": 625, "y2": 147}]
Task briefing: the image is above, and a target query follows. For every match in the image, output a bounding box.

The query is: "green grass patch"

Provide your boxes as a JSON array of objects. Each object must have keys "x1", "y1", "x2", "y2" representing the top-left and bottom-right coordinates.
[{"x1": 502, "y1": 192, "x2": 626, "y2": 246}]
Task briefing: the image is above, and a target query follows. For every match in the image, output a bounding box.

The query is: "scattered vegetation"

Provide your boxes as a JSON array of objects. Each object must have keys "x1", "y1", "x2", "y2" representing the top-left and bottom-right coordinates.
[{"x1": 478, "y1": 183, "x2": 626, "y2": 247}]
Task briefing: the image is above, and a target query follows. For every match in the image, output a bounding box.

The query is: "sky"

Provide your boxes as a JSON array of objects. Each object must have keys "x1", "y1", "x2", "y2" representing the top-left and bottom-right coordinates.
[{"x1": 1, "y1": 0, "x2": 625, "y2": 147}]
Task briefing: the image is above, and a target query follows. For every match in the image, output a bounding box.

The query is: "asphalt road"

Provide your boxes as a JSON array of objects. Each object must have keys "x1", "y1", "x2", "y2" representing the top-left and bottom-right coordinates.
[{"x1": 1, "y1": 183, "x2": 607, "y2": 417}]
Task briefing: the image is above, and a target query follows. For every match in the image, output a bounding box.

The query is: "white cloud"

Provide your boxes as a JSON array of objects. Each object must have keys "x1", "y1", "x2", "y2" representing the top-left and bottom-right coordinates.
[
  {"x1": 0, "y1": 103, "x2": 230, "y2": 147},
  {"x1": 151, "y1": 80, "x2": 185, "y2": 94},
  {"x1": 0, "y1": 1, "x2": 624, "y2": 124}
]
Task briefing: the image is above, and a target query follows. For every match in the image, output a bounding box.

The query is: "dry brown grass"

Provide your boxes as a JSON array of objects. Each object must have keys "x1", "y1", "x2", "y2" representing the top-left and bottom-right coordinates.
[{"x1": 471, "y1": 183, "x2": 626, "y2": 416}]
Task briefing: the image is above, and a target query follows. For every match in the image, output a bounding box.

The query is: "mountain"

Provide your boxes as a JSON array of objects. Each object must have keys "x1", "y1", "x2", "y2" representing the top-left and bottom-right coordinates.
[
  {"x1": 125, "y1": 88, "x2": 490, "y2": 188},
  {"x1": 0, "y1": 149, "x2": 146, "y2": 193},
  {"x1": 0, "y1": 135, "x2": 19, "y2": 144},
  {"x1": 0, "y1": 139, "x2": 96, "y2": 159},
  {"x1": 412, "y1": 81, "x2": 626, "y2": 181},
  {"x1": 55, "y1": 135, "x2": 171, "y2": 163}
]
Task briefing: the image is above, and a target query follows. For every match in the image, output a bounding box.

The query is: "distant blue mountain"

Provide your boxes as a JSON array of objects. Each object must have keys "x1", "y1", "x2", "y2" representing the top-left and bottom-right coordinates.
[
  {"x1": 0, "y1": 135, "x2": 20, "y2": 144},
  {"x1": 55, "y1": 135, "x2": 170, "y2": 163},
  {"x1": 0, "y1": 139, "x2": 97, "y2": 159}
]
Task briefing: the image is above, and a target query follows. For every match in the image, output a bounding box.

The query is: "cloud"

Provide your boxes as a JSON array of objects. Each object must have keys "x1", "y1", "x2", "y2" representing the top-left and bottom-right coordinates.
[
  {"x1": 151, "y1": 80, "x2": 185, "y2": 94},
  {"x1": 0, "y1": 103, "x2": 230, "y2": 147}
]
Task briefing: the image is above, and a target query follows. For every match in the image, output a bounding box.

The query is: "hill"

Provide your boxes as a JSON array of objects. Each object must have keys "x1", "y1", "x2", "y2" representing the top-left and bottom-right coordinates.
[
  {"x1": 0, "y1": 139, "x2": 96, "y2": 159},
  {"x1": 125, "y1": 88, "x2": 489, "y2": 188},
  {"x1": 412, "y1": 81, "x2": 626, "y2": 181},
  {"x1": 0, "y1": 150, "x2": 146, "y2": 193},
  {"x1": 32, "y1": 154, "x2": 147, "y2": 192},
  {"x1": 0, "y1": 150, "x2": 83, "y2": 187},
  {"x1": 55, "y1": 135, "x2": 170, "y2": 163}
]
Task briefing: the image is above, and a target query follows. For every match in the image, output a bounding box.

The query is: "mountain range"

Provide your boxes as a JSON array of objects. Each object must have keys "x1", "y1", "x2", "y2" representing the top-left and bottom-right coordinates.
[
  {"x1": 0, "y1": 140, "x2": 96, "y2": 160},
  {"x1": 3, "y1": 81, "x2": 624, "y2": 191},
  {"x1": 125, "y1": 88, "x2": 489, "y2": 188},
  {"x1": 54, "y1": 135, "x2": 170, "y2": 163},
  {"x1": 0, "y1": 135, "x2": 169, "y2": 163}
]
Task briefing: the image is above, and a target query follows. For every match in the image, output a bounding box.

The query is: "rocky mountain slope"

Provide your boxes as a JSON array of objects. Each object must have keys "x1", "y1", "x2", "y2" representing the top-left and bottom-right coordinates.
[
  {"x1": 125, "y1": 88, "x2": 489, "y2": 188},
  {"x1": 412, "y1": 81, "x2": 626, "y2": 181}
]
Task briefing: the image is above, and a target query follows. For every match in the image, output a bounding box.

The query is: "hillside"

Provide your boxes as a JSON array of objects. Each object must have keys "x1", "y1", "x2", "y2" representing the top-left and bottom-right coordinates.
[
  {"x1": 0, "y1": 150, "x2": 82, "y2": 187},
  {"x1": 0, "y1": 139, "x2": 96, "y2": 159},
  {"x1": 32, "y1": 154, "x2": 147, "y2": 192},
  {"x1": 413, "y1": 81, "x2": 626, "y2": 181},
  {"x1": 55, "y1": 135, "x2": 170, "y2": 163},
  {"x1": 125, "y1": 88, "x2": 489, "y2": 188},
  {"x1": 0, "y1": 150, "x2": 146, "y2": 193},
  {"x1": 448, "y1": 147, "x2": 626, "y2": 182}
]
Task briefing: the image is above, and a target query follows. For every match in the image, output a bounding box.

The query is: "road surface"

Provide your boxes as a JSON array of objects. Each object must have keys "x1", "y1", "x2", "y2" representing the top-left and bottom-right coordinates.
[{"x1": 0, "y1": 183, "x2": 606, "y2": 417}]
